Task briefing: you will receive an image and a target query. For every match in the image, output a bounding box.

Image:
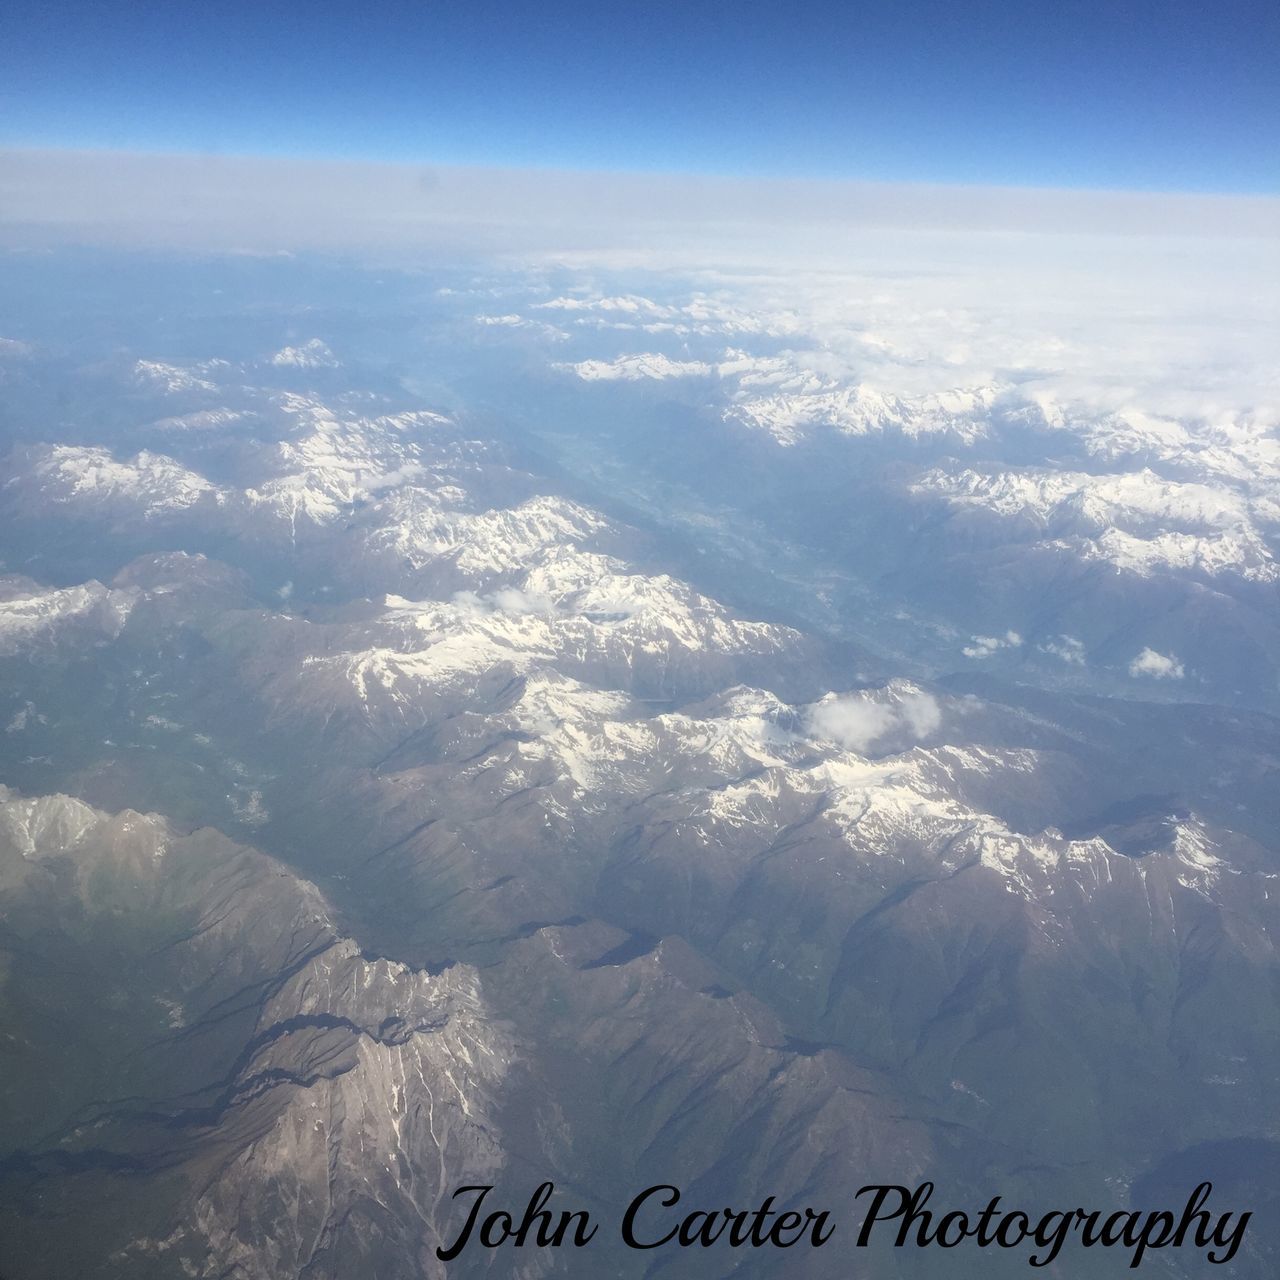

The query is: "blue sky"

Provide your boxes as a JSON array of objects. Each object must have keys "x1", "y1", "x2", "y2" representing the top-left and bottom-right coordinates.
[{"x1": 2, "y1": 0, "x2": 1276, "y2": 193}]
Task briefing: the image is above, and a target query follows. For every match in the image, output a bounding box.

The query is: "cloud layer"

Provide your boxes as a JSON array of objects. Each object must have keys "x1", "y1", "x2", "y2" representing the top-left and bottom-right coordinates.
[{"x1": 3, "y1": 148, "x2": 1279, "y2": 262}]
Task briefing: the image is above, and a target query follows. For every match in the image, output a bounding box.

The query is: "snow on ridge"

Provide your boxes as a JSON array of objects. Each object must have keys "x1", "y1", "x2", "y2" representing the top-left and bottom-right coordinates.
[
  {"x1": 726, "y1": 381, "x2": 1002, "y2": 446},
  {"x1": 133, "y1": 359, "x2": 226, "y2": 394},
  {"x1": 914, "y1": 466, "x2": 1258, "y2": 532},
  {"x1": 0, "y1": 787, "x2": 102, "y2": 860},
  {"x1": 275, "y1": 539, "x2": 804, "y2": 740},
  {"x1": 368, "y1": 494, "x2": 608, "y2": 577},
  {"x1": 536, "y1": 294, "x2": 676, "y2": 318},
  {"x1": 510, "y1": 671, "x2": 633, "y2": 730},
  {"x1": 532, "y1": 293, "x2": 799, "y2": 339},
  {"x1": 148, "y1": 408, "x2": 248, "y2": 434},
  {"x1": 29, "y1": 445, "x2": 217, "y2": 516},
  {"x1": 270, "y1": 338, "x2": 339, "y2": 369},
  {"x1": 559, "y1": 354, "x2": 714, "y2": 382},
  {"x1": 1088, "y1": 527, "x2": 1277, "y2": 583},
  {"x1": 0, "y1": 578, "x2": 138, "y2": 656},
  {"x1": 1169, "y1": 818, "x2": 1227, "y2": 891},
  {"x1": 912, "y1": 464, "x2": 1280, "y2": 582},
  {"x1": 240, "y1": 411, "x2": 434, "y2": 528}
]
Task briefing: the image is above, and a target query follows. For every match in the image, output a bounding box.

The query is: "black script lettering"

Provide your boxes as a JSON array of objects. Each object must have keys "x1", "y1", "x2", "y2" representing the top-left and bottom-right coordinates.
[
  {"x1": 437, "y1": 1182, "x2": 595, "y2": 1261},
  {"x1": 680, "y1": 1210, "x2": 728, "y2": 1248},
  {"x1": 934, "y1": 1210, "x2": 970, "y2": 1247},
  {"x1": 1207, "y1": 1210, "x2": 1251, "y2": 1266},
  {"x1": 621, "y1": 1187, "x2": 833, "y2": 1251},
  {"x1": 621, "y1": 1184, "x2": 681, "y2": 1249},
  {"x1": 974, "y1": 1196, "x2": 1003, "y2": 1245},
  {"x1": 855, "y1": 1183, "x2": 934, "y2": 1247},
  {"x1": 1172, "y1": 1181, "x2": 1214, "y2": 1248},
  {"x1": 1028, "y1": 1211, "x2": 1074, "y2": 1268},
  {"x1": 1129, "y1": 1211, "x2": 1175, "y2": 1268},
  {"x1": 437, "y1": 1185, "x2": 493, "y2": 1262},
  {"x1": 995, "y1": 1210, "x2": 1030, "y2": 1247}
]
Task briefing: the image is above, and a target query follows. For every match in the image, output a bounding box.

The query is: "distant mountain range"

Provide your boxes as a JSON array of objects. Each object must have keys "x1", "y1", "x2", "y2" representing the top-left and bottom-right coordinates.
[{"x1": 0, "y1": 252, "x2": 1277, "y2": 1278}]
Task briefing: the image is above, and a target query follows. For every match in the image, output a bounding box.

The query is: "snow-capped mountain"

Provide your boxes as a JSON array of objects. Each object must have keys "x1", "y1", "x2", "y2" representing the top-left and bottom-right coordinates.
[{"x1": 270, "y1": 337, "x2": 340, "y2": 368}]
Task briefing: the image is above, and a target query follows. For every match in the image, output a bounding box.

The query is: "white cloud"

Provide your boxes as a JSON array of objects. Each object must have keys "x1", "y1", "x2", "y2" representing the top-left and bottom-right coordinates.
[
  {"x1": 1128, "y1": 647, "x2": 1185, "y2": 680},
  {"x1": 452, "y1": 587, "x2": 555, "y2": 615},
  {"x1": 1040, "y1": 635, "x2": 1086, "y2": 665},
  {"x1": 489, "y1": 587, "x2": 555, "y2": 614},
  {"x1": 899, "y1": 691, "x2": 943, "y2": 738},
  {"x1": 806, "y1": 688, "x2": 941, "y2": 753},
  {"x1": 962, "y1": 631, "x2": 1023, "y2": 659}
]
